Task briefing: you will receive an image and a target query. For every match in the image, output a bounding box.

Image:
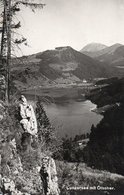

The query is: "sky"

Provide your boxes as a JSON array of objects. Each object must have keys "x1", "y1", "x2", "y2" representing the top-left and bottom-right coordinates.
[{"x1": 14, "y1": 0, "x2": 124, "y2": 56}]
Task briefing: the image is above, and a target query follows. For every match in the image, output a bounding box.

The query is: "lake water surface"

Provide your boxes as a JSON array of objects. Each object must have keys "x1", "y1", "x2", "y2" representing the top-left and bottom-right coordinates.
[
  {"x1": 24, "y1": 88, "x2": 103, "y2": 138},
  {"x1": 44, "y1": 100, "x2": 102, "y2": 138}
]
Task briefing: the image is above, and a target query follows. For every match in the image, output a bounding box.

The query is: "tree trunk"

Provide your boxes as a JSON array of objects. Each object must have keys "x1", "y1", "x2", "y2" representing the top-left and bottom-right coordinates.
[
  {"x1": 1, "y1": 0, "x2": 12, "y2": 104},
  {"x1": 6, "y1": 0, "x2": 12, "y2": 104}
]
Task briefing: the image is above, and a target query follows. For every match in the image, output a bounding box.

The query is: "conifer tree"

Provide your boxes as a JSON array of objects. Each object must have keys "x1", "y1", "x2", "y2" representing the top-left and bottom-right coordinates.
[
  {"x1": 36, "y1": 98, "x2": 53, "y2": 144},
  {"x1": 0, "y1": 0, "x2": 45, "y2": 103}
]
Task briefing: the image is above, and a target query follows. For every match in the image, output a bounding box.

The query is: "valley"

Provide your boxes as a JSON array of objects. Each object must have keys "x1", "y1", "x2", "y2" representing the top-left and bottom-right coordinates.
[
  {"x1": 11, "y1": 45, "x2": 119, "y2": 92},
  {"x1": 0, "y1": 0, "x2": 124, "y2": 193}
]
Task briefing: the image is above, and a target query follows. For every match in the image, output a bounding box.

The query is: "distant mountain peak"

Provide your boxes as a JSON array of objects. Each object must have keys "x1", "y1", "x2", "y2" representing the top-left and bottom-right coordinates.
[
  {"x1": 81, "y1": 43, "x2": 108, "y2": 53},
  {"x1": 111, "y1": 43, "x2": 122, "y2": 47}
]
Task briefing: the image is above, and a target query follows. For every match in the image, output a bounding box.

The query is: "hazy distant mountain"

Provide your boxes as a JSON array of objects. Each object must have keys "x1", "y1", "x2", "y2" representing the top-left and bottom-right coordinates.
[
  {"x1": 80, "y1": 43, "x2": 124, "y2": 77},
  {"x1": 96, "y1": 44, "x2": 124, "y2": 64},
  {"x1": 81, "y1": 43, "x2": 107, "y2": 52},
  {"x1": 81, "y1": 43, "x2": 123, "y2": 57},
  {"x1": 81, "y1": 43, "x2": 123, "y2": 58},
  {"x1": 11, "y1": 46, "x2": 112, "y2": 90},
  {"x1": 94, "y1": 44, "x2": 124, "y2": 77},
  {"x1": 80, "y1": 43, "x2": 108, "y2": 57}
]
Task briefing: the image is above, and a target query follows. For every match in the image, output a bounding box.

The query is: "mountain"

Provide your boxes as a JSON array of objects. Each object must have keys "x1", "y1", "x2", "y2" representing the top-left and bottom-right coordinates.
[
  {"x1": 81, "y1": 43, "x2": 122, "y2": 57},
  {"x1": 81, "y1": 43, "x2": 123, "y2": 62},
  {"x1": 80, "y1": 43, "x2": 124, "y2": 77},
  {"x1": 80, "y1": 43, "x2": 108, "y2": 57},
  {"x1": 94, "y1": 44, "x2": 124, "y2": 77},
  {"x1": 81, "y1": 43, "x2": 107, "y2": 52},
  {"x1": 11, "y1": 46, "x2": 112, "y2": 90},
  {"x1": 96, "y1": 44, "x2": 124, "y2": 64}
]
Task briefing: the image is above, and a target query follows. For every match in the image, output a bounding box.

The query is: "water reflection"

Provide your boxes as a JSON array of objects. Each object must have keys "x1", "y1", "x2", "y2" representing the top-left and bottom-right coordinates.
[{"x1": 44, "y1": 100, "x2": 103, "y2": 138}]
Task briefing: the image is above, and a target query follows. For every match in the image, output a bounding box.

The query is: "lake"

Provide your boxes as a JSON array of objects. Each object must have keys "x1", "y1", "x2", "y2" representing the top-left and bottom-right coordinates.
[
  {"x1": 44, "y1": 99, "x2": 102, "y2": 138},
  {"x1": 24, "y1": 87, "x2": 103, "y2": 138}
]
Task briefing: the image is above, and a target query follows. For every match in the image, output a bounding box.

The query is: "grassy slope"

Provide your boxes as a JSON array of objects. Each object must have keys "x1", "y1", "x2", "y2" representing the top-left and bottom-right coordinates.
[{"x1": 57, "y1": 161, "x2": 124, "y2": 194}]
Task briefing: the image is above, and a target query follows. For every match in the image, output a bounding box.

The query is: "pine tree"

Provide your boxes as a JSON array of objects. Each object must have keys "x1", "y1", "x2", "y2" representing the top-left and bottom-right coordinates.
[
  {"x1": 36, "y1": 99, "x2": 50, "y2": 128},
  {"x1": 36, "y1": 98, "x2": 54, "y2": 144},
  {"x1": 0, "y1": 0, "x2": 45, "y2": 103}
]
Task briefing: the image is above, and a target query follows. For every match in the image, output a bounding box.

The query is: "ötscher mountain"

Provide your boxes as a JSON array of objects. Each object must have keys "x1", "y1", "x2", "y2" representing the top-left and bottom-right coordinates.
[
  {"x1": 81, "y1": 43, "x2": 124, "y2": 66},
  {"x1": 96, "y1": 44, "x2": 124, "y2": 65},
  {"x1": 80, "y1": 43, "x2": 108, "y2": 57},
  {"x1": 81, "y1": 43, "x2": 124, "y2": 77}
]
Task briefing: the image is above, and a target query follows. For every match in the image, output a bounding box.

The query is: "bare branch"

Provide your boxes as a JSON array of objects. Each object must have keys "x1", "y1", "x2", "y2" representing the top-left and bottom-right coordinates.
[{"x1": 12, "y1": 1, "x2": 45, "y2": 11}]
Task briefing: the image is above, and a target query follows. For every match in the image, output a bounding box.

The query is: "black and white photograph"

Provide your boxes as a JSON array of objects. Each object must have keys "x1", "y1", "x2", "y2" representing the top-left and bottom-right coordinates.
[{"x1": 0, "y1": 0, "x2": 124, "y2": 194}]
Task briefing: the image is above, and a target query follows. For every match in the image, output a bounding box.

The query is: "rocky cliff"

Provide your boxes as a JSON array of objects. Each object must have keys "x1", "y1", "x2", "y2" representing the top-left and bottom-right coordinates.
[{"x1": 0, "y1": 98, "x2": 60, "y2": 195}]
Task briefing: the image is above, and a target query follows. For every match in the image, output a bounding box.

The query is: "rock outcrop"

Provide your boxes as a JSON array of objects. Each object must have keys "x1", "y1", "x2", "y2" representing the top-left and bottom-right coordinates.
[
  {"x1": 19, "y1": 95, "x2": 38, "y2": 136},
  {"x1": 1, "y1": 177, "x2": 26, "y2": 195},
  {"x1": 0, "y1": 96, "x2": 60, "y2": 194}
]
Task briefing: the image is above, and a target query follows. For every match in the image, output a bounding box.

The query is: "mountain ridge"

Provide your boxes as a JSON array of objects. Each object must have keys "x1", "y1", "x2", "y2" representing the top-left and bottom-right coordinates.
[
  {"x1": 80, "y1": 43, "x2": 123, "y2": 58},
  {"x1": 11, "y1": 46, "x2": 114, "y2": 90},
  {"x1": 80, "y1": 43, "x2": 124, "y2": 77},
  {"x1": 81, "y1": 42, "x2": 108, "y2": 53}
]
